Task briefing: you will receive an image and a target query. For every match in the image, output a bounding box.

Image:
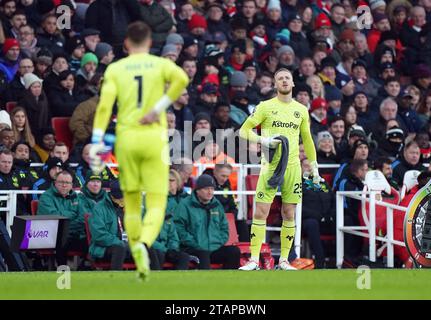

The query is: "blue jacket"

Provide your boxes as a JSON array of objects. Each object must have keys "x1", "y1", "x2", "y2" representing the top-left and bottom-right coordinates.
[{"x1": 0, "y1": 57, "x2": 19, "y2": 83}]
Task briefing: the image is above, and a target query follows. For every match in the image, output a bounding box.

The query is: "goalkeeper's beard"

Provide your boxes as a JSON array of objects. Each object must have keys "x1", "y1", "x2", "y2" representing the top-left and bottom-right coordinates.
[{"x1": 277, "y1": 88, "x2": 292, "y2": 95}]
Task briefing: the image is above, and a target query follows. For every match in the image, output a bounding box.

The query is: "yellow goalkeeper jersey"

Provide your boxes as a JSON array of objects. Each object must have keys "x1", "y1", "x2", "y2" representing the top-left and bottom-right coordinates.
[
  {"x1": 240, "y1": 97, "x2": 316, "y2": 165},
  {"x1": 93, "y1": 52, "x2": 189, "y2": 135}
]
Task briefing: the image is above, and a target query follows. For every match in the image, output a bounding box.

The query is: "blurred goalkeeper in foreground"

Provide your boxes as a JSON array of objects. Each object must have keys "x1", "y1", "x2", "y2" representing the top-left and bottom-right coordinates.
[
  {"x1": 239, "y1": 68, "x2": 320, "y2": 271},
  {"x1": 89, "y1": 22, "x2": 189, "y2": 280}
]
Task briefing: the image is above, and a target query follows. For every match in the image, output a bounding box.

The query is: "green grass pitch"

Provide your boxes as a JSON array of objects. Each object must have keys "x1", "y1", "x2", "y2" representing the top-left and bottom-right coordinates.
[{"x1": 0, "y1": 269, "x2": 430, "y2": 300}]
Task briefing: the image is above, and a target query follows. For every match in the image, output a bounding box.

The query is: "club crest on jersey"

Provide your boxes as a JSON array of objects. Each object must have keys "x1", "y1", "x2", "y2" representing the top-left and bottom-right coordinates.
[
  {"x1": 272, "y1": 120, "x2": 299, "y2": 130},
  {"x1": 294, "y1": 111, "x2": 301, "y2": 118},
  {"x1": 271, "y1": 111, "x2": 278, "y2": 116}
]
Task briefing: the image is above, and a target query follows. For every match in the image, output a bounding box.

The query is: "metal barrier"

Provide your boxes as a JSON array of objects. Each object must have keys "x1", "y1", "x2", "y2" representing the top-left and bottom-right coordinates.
[{"x1": 336, "y1": 191, "x2": 406, "y2": 269}]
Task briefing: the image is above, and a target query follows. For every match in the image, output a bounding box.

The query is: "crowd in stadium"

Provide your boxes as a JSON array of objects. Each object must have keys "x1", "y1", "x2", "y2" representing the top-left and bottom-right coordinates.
[{"x1": 0, "y1": 0, "x2": 431, "y2": 271}]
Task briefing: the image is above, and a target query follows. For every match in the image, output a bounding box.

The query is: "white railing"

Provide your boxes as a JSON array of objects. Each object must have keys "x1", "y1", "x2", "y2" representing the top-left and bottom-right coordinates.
[{"x1": 336, "y1": 191, "x2": 406, "y2": 269}]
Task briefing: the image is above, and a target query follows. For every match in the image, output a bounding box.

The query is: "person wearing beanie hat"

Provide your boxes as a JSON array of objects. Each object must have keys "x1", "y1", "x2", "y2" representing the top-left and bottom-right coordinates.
[
  {"x1": 277, "y1": 45, "x2": 296, "y2": 70},
  {"x1": 0, "y1": 110, "x2": 12, "y2": 129},
  {"x1": 173, "y1": 171, "x2": 240, "y2": 270},
  {"x1": 166, "y1": 33, "x2": 184, "y2": 53},
  {"x1": 75, "y1": 52, "x2": 98, "y2": 90},
  {"x1": 325, "y1": 85, "x2": 343, "y2": 116},
  {"x1": 81, "y1": 28, "x2": 101, "y2": 53},
  {"x1": 182, "y1": 35, "x2": 199, "y2": 59},
  {"x1": 188, "y1": 14, "x2": 207, "y2": 35},
  {"x1": 78, "y1": 170, "x2": 106, "y2": 215},
  {"x1": 315, "y1": 12, "x2": 332, "y2": 30},
  {"x1": 267, "y1": 0, "x2": 281, "y2": 11},
  {"x1": 369, "y1": 0, "x2": 386, "y2": 14},
  {"x1": 351, "y1": 138, "x2": 369, "y2": 160},
  {"x1": 66, "y1": 36, "x2": 86, "y2": 73},
  {"x1": 316, "y1": 130, "x2": 337, "y2": 169},
  {"x1": 161, "y1": 43, "x2": 179, "y2": 62},
  {"x1": 29, "y1": 156, "x2": 64, "y2": 195},
  {"x1": 309, "y1": 97, "x2": 329, "y2": 136},
  {"x1": 94, "y1": 42, "x2": 114, "y2": 74},
  {"x1": 193, "y1": 82, "x2": 219, "y2": 116},
  {"x1": 275, "y1": 29, "x2": 291, "y2": 45},
  {"x1": 23, "y1": 73, "x2": 43, "y2": 90},
  {"x1": 230, "y1": 71, "x2": 247, "y2": 88},
  {"x1": 293, "y1": 82, "x2": 312, "y2": 107},
  {"x1": 0, "y1": 38, "x2": 20, "y2": 83}
]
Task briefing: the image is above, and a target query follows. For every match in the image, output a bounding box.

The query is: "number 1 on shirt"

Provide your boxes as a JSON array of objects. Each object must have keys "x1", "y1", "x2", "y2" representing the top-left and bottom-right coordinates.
[{"x1": 134, "y1": 75, "x2": 143, "y2": 109}]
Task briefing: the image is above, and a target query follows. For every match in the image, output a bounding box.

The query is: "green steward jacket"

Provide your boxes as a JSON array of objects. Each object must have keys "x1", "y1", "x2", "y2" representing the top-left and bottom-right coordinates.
[
  {"x1": 37, "y1": 185, "x2": 84, "y2": 240},
  {"x1": 174, "y1": 191, "x2": 228, "y2": 252},
  {"x1": 88, "y1": 197, "x2": 125, "y2": 259}
]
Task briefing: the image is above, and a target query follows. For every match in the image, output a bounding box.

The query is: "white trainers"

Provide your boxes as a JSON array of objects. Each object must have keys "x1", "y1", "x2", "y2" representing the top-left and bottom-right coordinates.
[
  {"x1": 131, "y1": 243, "x2": 150, "y2": 281},
  {"x1": 239, "y1": 259, "x2": 260, "y2": 271},
  {"x1": 277, "y1": 258, "x2": 297, "y2": 271}
]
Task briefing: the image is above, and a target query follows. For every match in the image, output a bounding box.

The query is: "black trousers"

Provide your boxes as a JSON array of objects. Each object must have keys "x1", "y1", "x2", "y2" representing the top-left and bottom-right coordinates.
[
  {"x1": 102, "y1": 245, "x2": 128, "y2": 270},
  {"x1": 302, "y1": 218, "x2": 325, "y2": 268},
  {"x1": 185, "y1": 246, "x2": 241, "y2": 270},
  {"x1": 149, "y1": 249, "x2": 190, "y2": 270},
  {"x1": 56, "y1": 238, "x2": 88, "y2": 267}
]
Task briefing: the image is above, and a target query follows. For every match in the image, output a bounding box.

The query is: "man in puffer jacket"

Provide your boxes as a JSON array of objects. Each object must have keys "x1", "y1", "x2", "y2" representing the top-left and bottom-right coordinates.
[{"x1": 174, "y1": 174, "x2": 240, "y2": 269}]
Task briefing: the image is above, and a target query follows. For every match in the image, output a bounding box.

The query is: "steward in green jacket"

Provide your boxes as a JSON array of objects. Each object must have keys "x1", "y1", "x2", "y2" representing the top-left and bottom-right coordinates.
[
  {"x1": 37, "y1": 170, "x2": 87, "y2": 265},
  {"x1": 88, "y1": 180, "x2": 129, "y2": 270},
  {"x1": 173, "y1": 174, "x2": 240, "y2": 269}
]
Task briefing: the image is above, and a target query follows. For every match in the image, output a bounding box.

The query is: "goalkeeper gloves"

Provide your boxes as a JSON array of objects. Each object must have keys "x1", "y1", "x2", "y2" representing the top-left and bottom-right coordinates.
[
  {"x1": 89, "y1": 132, "x2": 115, "y2": 175},
  {"x1": 310, "y1": 160, "x2": 322, "y2": 184},
  {"x1": 260, "y1": 135, "x2": 281, "y2": 149}
]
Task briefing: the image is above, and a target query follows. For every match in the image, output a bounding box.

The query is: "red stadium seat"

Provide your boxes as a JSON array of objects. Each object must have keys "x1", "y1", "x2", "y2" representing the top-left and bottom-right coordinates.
[
  {"x1": 5, "y1": 101, "x2": 16, "y2": 113},
  {"x1": 31, "y1": 200, "x2": 38, "y2": 216},
  {"x1": 51, "y1": 117, "x2": 73, "y2": 151},
  {"x1": 321, "y1": 173, "x2": 334, "y2": 187},
  {"x1": 225, "y1": 212, "x2": 274, "y2": 270},
  {"x1": 84, "y1": 213, "x2": 135, "y2": 270}
]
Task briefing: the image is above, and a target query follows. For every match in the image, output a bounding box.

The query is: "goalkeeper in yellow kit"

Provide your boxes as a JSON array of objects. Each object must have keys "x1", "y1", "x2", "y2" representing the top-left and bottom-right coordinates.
[
  {"x1": 239, "y1": 68, "x2": 320, "y2": 271},
  {"x1": 89, "y1": 22, "x2": 189, "y2": 280}
]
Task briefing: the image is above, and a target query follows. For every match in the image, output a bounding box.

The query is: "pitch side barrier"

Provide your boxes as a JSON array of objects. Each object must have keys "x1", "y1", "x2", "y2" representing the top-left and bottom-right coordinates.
[
  {"x1": 3, "y1": 163, "x2": 340, "y2": 258},
  {"x1": 336, "y1": 190, "x2": 407, "y2": 268}
]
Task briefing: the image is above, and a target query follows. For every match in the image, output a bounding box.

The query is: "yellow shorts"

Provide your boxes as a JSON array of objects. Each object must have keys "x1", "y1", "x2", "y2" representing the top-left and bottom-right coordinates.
[
  {"x1": 115, "y1": 127, "x2": 169, "y2": 195},
  {"x1": 255, "y1": 162, "x2": 302, "y2": 204}
]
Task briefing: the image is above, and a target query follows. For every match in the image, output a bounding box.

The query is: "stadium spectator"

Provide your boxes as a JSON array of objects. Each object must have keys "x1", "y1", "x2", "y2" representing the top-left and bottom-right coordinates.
[
  {"x1": 11, "y1": 141, "x2": 39, "y2": 189},
  {"x1": 0, "y1": 149, "x2": 20, "y2": 190},
  {"x1": 306, "y1": 74, "x2": 325, "y2": 99},
  {"x1": 174, "y1": 174, "x2": 241, "y2": 269},
  {"x1": 171, "y1": 157, "x2": 194, "y2": 193},
  {"x1": 309, "y1": 97, "x2": 328, "y2": 137},
  {"x1": 392, "y1": 140, "x2": 427, "y2": 187},
  {"x1": 65, "y1": 36, "x2": 85, "y2": 74},
  {"x1": 301, "y1": 159, "x2": 335, "y2": 268},
  {"x1": 33, "y1": 127, "x2": 55, "y2": 163},
  {"x1": 0, "y1": 38, "x2": 20, "y2": 84},
  {"x1": 75, "y1": 52, "x2": 98, "y2": 91},
  {"x1": 37, "y1": 170, "x2": 87, "y2": 266},
  {"x1": 4, "y1": 57, "x2": 33, "y2": 103},
  {"x1": 336, "y1": 159, "x2": 369, "y2": 266},
  {"x1": 374, "y1": 156, "x2": 399, "y2": 190},
  {"x1": 18, "y1": 24, "x2": 39, "y2": 60},
  {"x1": 31, "y1": 156, "x2": 64, "y2": 199},
  {"x1": 168, "y1": 89, "x2": 193, "y2": 133},
  {"x1": 10, "y1": 107, "x2": 35, "y2": 146},
  {"x1": 316, "y1": 131, "x2": 337, "y2": 175},
  {"x1": 19, "y1": 72, "x2": 51, "y2": 138},
  {"x1": 139, "y1": 0, "x2": 174, "y2": 53},
  {"x1": 43, "y1": 53, "x2": 69, "y2": 94},
  {"x1": 326, "y1": 86, "x2": 343, "y2": 116},
  {"x1": 36, "y1": 13, "x2": 65, "y2": 56},
  {"x1": 88, "y1": 179, "x2": 130, "y2": 270},
  {"x1": 328, "y1": 116, "x2": 348, "y2": 161},
  {"x1": 75, "y1": 143, "x2": 117, "y2": 189},
  {"x1": 48, "y1": 70, "x2": 86, "y2": 117},
  {"x1": 0, "y1": 127, "x2": 15, "y2": 150},
  {"x1": 397, "y1": 89, "x2": 424, "y2": 134},
  {"x1": 94, "y1": 42, "x2": 114, "y2": 74},
  {"x1": 373, "y1": 120, "x2": 405, "y2": 161},
  {"x1": 85, "y1": 0, "x2": 142, "y2": 57}
]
